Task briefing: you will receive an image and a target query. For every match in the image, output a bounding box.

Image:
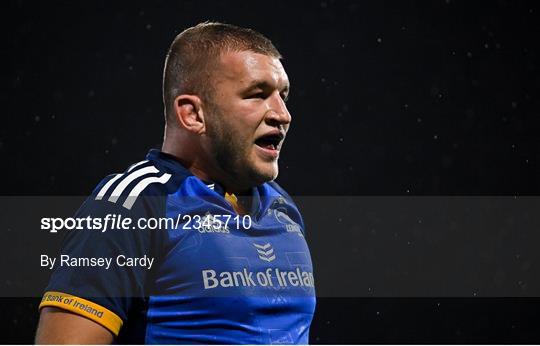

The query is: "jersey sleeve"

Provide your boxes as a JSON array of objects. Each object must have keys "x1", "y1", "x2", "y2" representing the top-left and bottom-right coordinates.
[{"x1": 39, "y1": 174, "x2": 164, "y2": 336}]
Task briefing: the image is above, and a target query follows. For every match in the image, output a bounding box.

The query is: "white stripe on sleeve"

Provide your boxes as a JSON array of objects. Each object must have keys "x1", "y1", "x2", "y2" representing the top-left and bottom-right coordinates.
[
  {"x1": 108, "y1": 165, "x2": 159, "y2": 203},
  {"x1": 127, "y1": 160, "x2": 149, "y2": 173},
  {"x1": 122, "y1": 173, "x2": 172, "y2": 210},
  {"x1": 95, "y1": 160, "x2": 149, "y2": 201},
  {"x1": 95, "y1": 174, "x2": 122, "y2": 200}
]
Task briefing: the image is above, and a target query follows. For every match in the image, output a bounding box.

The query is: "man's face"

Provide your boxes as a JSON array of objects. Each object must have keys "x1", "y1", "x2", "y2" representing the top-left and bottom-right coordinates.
[{"x1": 203, "y1": 50, "x2": 291, "y2": 190}]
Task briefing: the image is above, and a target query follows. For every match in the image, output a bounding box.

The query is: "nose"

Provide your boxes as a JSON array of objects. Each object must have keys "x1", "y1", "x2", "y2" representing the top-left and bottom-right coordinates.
[{"x1": 265, "y1": 92, "x2": 292, "y2": 126}]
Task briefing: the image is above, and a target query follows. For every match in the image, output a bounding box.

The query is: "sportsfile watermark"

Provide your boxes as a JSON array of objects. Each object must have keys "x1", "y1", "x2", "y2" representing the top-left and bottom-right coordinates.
[
  {"x1": 40, "y1": 213, "x2": 253, "y2": 233},
  {"x1": 2, "y1": 196, "x2": 540, "y2": 297}
]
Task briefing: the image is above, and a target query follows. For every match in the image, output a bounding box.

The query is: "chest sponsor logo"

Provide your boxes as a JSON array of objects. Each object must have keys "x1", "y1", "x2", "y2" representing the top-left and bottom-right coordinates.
[
  {"x1": 253, "y1": 243, "x2": 276, "y2": 262},
  {"x1": 201, "y1": 267, "x2": 315, "y2": 289}
]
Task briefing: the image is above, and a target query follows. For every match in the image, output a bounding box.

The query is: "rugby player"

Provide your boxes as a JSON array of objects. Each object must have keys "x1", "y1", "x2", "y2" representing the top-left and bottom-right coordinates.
[{"x1": 35, "y1": 22, "x2": 316, "y2": 344}]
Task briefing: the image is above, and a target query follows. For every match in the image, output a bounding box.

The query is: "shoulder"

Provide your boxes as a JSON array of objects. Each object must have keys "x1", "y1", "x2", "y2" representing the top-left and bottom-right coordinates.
[
  {"x1": 88, "y1": 158, "x2": 186, "y2": 214},
  {"x1": 266, "y1": 181, "x2": 295, "y2": 203}
]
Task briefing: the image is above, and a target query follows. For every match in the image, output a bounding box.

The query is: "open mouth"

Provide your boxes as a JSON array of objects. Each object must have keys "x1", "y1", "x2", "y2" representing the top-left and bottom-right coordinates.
[{"x1": 254, "y1": 132, "x2": 284, "y2": 151}]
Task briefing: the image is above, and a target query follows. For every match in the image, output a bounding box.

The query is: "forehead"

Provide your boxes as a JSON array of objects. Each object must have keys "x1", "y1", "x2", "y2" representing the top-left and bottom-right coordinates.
[{"x1": 214, "y1": 50, "x2": 289, "y2": 89}]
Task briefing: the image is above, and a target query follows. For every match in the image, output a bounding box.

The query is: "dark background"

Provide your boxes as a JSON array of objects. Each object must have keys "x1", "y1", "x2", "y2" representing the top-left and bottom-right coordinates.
[{"x1": 5, "y1": 0, "x2": 540, "y2": 343}]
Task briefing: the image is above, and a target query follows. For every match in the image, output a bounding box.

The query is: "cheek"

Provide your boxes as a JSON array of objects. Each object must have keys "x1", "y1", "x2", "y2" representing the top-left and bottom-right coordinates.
[
  {"x1": 218, "y1": 105, "x2": 262, "y2": 149},
  {"x1": 222, "y1": 124, "x2": 253, "y2": 159},
  {"x1": 229, "y1": 119, "x2": 259, "y2": 146}
]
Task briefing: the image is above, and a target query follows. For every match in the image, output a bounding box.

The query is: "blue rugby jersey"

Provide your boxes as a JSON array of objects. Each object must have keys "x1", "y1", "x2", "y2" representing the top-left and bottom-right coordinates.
[{"x1": 40, "y1": 149, "x2": 316, "y2": 344}]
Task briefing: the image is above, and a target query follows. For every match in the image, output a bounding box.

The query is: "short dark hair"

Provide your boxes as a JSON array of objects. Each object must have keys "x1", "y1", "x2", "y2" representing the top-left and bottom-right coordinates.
[{"x1": 163, "y1": 22, "x2": 282, "y2": 123}]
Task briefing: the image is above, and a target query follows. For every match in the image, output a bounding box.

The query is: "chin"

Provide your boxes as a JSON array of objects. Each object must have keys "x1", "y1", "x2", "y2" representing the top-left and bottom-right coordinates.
[{"x1": 249, "y1": 163, "x2": 279, "y2": 185}]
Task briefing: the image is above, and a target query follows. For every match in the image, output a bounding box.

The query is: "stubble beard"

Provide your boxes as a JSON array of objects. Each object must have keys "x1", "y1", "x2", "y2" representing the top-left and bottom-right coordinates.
[{"x1": 206, "y1": 106, "x2": 275, "y2": 190}]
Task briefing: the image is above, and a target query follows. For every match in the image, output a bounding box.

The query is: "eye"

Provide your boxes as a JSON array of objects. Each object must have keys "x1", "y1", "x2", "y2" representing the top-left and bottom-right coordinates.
[{"x1": 247, "y1": 92, "x2": 266, "y2": 99}]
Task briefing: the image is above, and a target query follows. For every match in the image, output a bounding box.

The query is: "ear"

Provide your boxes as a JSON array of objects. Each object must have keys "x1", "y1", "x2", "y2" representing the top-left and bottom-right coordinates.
[{"x1": 173, "y1": 94, "x2": 206, "y2": 134}]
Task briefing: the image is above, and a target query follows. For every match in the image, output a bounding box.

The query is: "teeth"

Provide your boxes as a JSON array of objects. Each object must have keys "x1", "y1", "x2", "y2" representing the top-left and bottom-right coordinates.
[{"x1": 255, "y1": 135, "x2": 280, "y2": 151}]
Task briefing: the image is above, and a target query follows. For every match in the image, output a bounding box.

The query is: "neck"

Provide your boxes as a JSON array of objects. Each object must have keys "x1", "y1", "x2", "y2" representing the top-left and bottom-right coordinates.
[
  {"x1": 162, "y1": 125, "x2": 251, "y2": 194},
  {"x1": 162, "y1": 125, "x2": 212, "y2": 181}
]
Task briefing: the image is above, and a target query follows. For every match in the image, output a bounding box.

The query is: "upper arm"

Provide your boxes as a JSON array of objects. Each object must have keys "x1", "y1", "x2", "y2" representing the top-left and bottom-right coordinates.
[
  {"x1": 37, "y1": 167, "x2": 170, "y2": 342},
  {"x1": 37, "y1": 174, "x2": 165, "y2": 341},
  {"x1": 35, "y1": 307, "x2": 114, "y2": 344}
]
